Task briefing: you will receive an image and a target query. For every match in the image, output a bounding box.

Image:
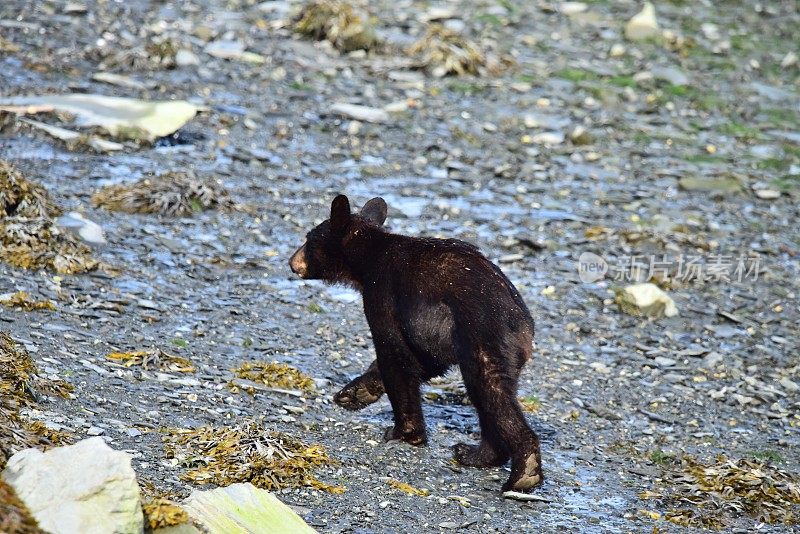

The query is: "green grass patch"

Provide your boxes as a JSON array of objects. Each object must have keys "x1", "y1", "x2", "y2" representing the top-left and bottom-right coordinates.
[
  {"x1": 447, "y1": 81, "x2": 485, "y2": 95},
  {"x1": 289, "y1": 80, "x2": 313, "y2": 91},
  {"x1": 756, "y1": 158, "x2": 791, "y2": 171},
  {"x1": 307, "y1": 302, "x2": 325, "y2": 313},
  {"x1": 171, "y1": 338, "x2": 189, "y2": 348},
  {"x1": 683, "y1": 153, "x2": 729, "y2": 164},
  {"x1": 746, "y1": 450, "x2": 786, "y2": 464},
  {"x1": 650, "y1": 449, "x2": 673, "y2": 465},
  {"x1": 719, "y1": 121, "x2": 763, "y2": 140},
  {"x1": 516, "y1": 73, "x2": 537, "y2": 84},
  {"x1": 770, "y1": 174, "x2": 800, "y2": 193},
  {"x1": 555, "y1": 68, "x2": 596, "y2": 83},
  {"x1": 475, "y1": 12, "x2": 503, "y2": 25},
  {"x1": 608, "y1": 75, "x2": 637, "y2": 88}
]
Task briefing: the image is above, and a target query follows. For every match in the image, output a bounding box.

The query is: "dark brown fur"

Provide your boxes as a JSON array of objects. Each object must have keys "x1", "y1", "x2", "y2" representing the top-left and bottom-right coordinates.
[{"x1": 289, "y1": 195, "x2": 542, "y2": 491}]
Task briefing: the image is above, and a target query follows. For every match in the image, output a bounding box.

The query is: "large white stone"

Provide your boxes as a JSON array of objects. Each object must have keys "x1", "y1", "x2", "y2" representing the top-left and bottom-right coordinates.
[
  {"x1": 615, "y1": 283, "x2": 679, "y2": 319},
  {"x1": 183, "y1": 483, "x2": 316, "y2": 534},
  {"x1": 2, "y1": 437, "x2": 144, "y2": 534}
]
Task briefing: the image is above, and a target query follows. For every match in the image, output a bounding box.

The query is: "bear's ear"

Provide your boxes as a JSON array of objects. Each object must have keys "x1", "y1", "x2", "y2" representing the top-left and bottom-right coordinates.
[
  {"x1": 330, "y1": 194, "x2": 351, "y2": 235},
  {"x1": 360, "y1": 197, "x2": 387, "y2": 226}
]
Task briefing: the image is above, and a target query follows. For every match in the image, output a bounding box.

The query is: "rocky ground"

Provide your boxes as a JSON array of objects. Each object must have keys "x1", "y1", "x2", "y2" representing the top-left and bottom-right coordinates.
[{"x1": 1, "y1": 0, "x2": 799, "y2": 532}]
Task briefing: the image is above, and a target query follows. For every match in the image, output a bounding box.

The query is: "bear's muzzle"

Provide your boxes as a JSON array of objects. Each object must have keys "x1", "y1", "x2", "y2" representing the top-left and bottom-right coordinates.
[{"x1": 289, "y1": 244, "x2": 308, "y2": 278}]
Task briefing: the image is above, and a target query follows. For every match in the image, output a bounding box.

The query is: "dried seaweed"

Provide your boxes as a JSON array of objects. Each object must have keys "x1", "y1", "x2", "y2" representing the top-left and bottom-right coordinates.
[
  {"x1": 0, "y1": 160, "x2": 99, "y2": 274},
  {"x1": 106, "y1": 350, "x2": 196, "y2": 373},
  {"x1": 232, "y1": 361, "x2": 314, "y2": 391},
  {"x1": 642, "y1": 455, "x2": 800, "y2": 529},
  {"x1": 386, "y1": 478, "x2": 430, "y2": 496},
  {"x1": 0, "y1": 332, "x2": 74, "y2": 468},
  {"x1": 0, "y1": 478, "x2": 46, "y2": 534},
  {"x1": 162, "y1": 420, "x2": 342, "y2": 493},
  {"x1": 142, "y1": 497, "x2": 190, "y2": 530},
  {"x1": 92, "y1": 171, "x2": 232, "y2": 217},
  {"x1": 0, "y1": 160, "x2": 58, "y2": 218},
  {"x1": 294, "y1": 0, "x2": 379, "y2": 52},
  {"x1": 406, "y1": 25, "x2": 486, "y2": 77},
  {"x1": 0, "y1": 291, "x2": 56, "y2": 312}
]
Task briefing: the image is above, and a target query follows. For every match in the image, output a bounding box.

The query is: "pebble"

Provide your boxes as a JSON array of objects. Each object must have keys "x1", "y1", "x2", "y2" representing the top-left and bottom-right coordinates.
[
  {"x1": 175, "y1": 49, "x2": 200, "y2": 66},
  {"x1": 779, "y1": 377, "x2": 799, "y2": 392}
]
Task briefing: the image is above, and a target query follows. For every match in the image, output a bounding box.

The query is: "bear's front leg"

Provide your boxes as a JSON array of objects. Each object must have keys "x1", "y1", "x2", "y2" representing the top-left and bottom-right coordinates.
[
  {"x1": 372, "y1": 335, "x2": 427, "y2": 446},
  {"x1": 333, "y1": 360, "x2": 385, "y2": 410}
]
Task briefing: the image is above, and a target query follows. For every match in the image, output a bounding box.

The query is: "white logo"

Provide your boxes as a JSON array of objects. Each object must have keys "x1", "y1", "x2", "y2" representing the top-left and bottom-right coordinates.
[{"x1": 578, "y1": 252, "x2": 608, "y2": 283}]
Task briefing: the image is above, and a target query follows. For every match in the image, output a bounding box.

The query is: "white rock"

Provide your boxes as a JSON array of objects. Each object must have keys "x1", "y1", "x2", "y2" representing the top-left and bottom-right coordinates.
[
  {"x1": 700, "y1": 23, "x2": 720, "y2": 41},
  {"x1": 175, "y1": 49, "x2": 200, "y2": 66},
  {"x1": 780, "y1": 51, "x2": 798, "y2": 68},
  {"x1": 204, "y1": 39, "x2": 245, "y2": 59},
  {"x1": 624, "y1": 2, "x2": 659, "y2": 41},
  {"x1": 55, "y1": 211, "x2": 107, "y2": 245},
  {"x1": 609, "y1": 43, "x2": 626, "y2": 57},
  {"x1": 616, "y1": 283, "x2": 679, "y2": 319},
  {"x1": 419, "y1": 7, "x2": 457, "y2": 22},
  {"x1": 560, "y1": 2, "x2": 587, "y2": 16},
  {"x1": 531, "y1": 131, "x2": 565, "y2": 145},
  {"x1": 183, "y1": 483, "x2": 315, "y2": 533},
  {"x1": 1, "y1": 94, "x2": 198, "y2": 141},
  {"x1": 754, "y1": 189, "x2": 781, "y2": 199},
  {"x1": 329, "y1": 103, "x2": 389, "y2": 123},
  {"x1": 2, "y1": 437, "x2": 143, "y2": 534},
  {"x1": 502, "y1": 491, "x2": 550, "y2": 502},
  {"x1": 383, "y1": 100, "x2": 409, "y2": 113}
]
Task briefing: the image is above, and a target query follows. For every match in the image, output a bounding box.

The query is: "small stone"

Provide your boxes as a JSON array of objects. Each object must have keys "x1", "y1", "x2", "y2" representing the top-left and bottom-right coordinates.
[
  {"x1": 609, "y1": 44, "x2": 626, "y2": 57},
  {"x1": 570, "y1": 126, "x2": 592, "y2": 145},
  {"x1": 754, "y1": 189, "x2": 781, "y2": 199},
  {"x1": 204, "y1": 40, "x2": 245, "y2": 60},
  {"x1": 329, "y1": 103, "x2": 389, "y2": 124},
  {"x1": 175, "y1": 49, "x2": 200, "y2": 67},
  {"x1": 531, "y1": 131, "x2": 565, "y2": 145},
  {"x1": 779, "y1": 377, "x2": 799, "y2": 392},
  {"x1": 346, "y1": 120, "x2": 362, "y2": 135},
  {"x1": 702, "y1": 352, "x2": 723, "y2": 368},
  {"x1": 502, "y1": 491, "x2": 550, "y2": 502},
  {"x1": 86, "y1": 426, "x2": 105, "y2": 436},
  {"x1": 624, "y1": 2, "x2": 659, "y2": 41},
  {"x1": 498, "y1": 254, "x2": 524, "y2": 263},
  {"x1": 560, "y1": 2, "x2": 587, "y2": 16},
  {"x1": 615, "y1": 283, "x2": 679, "y2": 319},
  {"x1": 384, "y1": 101, "x2": 409, "y2": 113},
  {"x1": 654, "y1": 356, "x2": 676, "y2": 368},
  {"x1": 55, "y1": 212, "x2": 106, "y2": 245},
  {"x1": 700, "y1": 23, "x2": 720, "y2": 41},
  {"x1": 780, "y1": 51, "x2": 798, "y2": 68},
  {"x1": 63, "y1": 2, "x2": 87, "y2": 15}
]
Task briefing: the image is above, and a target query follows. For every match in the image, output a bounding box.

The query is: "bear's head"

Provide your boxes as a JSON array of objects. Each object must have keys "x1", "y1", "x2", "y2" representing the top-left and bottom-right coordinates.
[{"x1": 289, "y1": 195, "x2": 387, "y2": 283}]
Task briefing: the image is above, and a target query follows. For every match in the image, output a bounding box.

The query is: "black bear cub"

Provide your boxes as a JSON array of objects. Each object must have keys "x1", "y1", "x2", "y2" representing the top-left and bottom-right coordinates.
[{"x1": 290, "y1": 195, "x2": 542, "y2": 492}]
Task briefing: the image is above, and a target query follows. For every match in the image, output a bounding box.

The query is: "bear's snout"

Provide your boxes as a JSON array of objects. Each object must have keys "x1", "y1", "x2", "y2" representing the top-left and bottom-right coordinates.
[{"x1": 289, "y1": 244, "x2": 308, "y2": 277}]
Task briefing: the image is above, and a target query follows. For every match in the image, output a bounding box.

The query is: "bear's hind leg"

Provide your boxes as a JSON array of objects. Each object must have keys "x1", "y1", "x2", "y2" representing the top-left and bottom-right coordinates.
[
  {"x1": 458, "y1": 347, "x2": 543, "y2": 491},
  {"x1": 452, "y1": 398, "x2": 509, "y2": 467}
]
